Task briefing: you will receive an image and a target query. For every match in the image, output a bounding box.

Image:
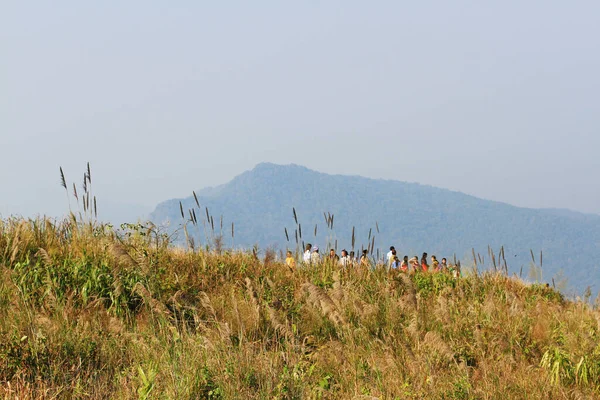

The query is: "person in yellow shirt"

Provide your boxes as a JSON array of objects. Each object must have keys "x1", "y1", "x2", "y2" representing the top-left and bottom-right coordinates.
[
  {"x1": 285, "y1": 250, "x2": 296, "y2": 272},
  {"x1": 431, "y1": 255, "x2": 440, "y2": 272}
]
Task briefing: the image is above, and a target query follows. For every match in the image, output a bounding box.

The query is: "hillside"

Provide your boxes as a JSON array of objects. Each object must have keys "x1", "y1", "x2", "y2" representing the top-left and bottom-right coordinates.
[
  {"x1": 1, "y1": 216, "x2": 600, "y2": 398},
  {"x1": 149, "y1": 163, "x2": 600, "y2": 295}
]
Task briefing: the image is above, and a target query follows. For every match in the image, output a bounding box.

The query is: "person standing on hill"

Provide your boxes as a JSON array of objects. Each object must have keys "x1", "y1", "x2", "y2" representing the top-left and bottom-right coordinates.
[
  {"x1": 390, "y1": 256, "x2": 401, "y2": 270},
  {"x1": 329, "y1": 249, "x2": 340, "y2": 263},
  {"x1": 450, "y1": 261, "x2": 461, "y2": 278},
  {"x1": 388, "y1": 249, "x2": 397, "y2": 268},
  {"x1": 409, "y1": 256, "x2": 420, "y2": 272},
  {"x1": 339, "y1": 249, "x2": 351, "y2": 267},
  {"x1": 360, "y1": 249, "x2": 370, "y2": 267},
  {"x1": 387, "y1": 246, "x2": 395, "y2": 264},
  {"x1": 421, "y1": 252, "x2": 429, "y2": 272},
  {"x1": 400, "y1": 255, "x2": 409, "y2": 272},
  {"x1": 303, "y1": 243, "x2": 312, "y2": 264},
  {"x1": 349, "y1": 251, "x2": 356, "y2": 265},
  {"x1": 285, "y1": 250, "x2": 296, "y2": 271},
  {"x1": 440, "y1": 258, "x2": 448, "y2": 272},
  {"x1": 431, "y1": 255, "x2": 440, "y2": 272},
  {"x1": 311, "y1": 246, "x2": 321, "y2": 264}
]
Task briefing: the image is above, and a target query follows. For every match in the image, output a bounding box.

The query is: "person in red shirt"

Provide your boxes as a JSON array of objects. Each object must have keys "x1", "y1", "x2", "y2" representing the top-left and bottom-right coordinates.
[
  {"x1": 421, "y1": 252, "x2": 429, "y2": 272},
  {"x1": 400, "y1": 255, "x2": 409, "y2": 272}
]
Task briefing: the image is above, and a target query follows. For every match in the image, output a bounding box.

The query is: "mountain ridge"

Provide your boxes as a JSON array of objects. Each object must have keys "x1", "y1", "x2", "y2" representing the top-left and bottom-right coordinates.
[{"x1": 149, "y1": 163, "x2": 600, "y2": 295}]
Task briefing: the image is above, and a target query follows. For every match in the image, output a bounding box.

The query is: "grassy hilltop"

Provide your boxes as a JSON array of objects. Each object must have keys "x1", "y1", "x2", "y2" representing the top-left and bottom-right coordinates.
[{"x1": 1, "y1": 216, "x2": 600, "y2": 399}]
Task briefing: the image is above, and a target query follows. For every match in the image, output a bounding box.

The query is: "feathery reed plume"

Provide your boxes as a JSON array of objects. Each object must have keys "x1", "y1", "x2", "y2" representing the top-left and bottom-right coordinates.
[
  {"x1": 210, "y1": 216, "x2": 214, "y2": 232},
  {"x1": 193, "y1": 191, "x2": 200, "y2": 208},
  {"x1": 324, "y1": 212, "x2": 328, "y2": 226},
  {"x1": 59, "y1": 167, "x2": 71, "y2": 211},
  {"x1": 314, "y1": 224, "x2": 317, "y2": 237},
  {"x1": 179, "y1": 202, "x2": 185, "y2": 219},
  {"x1": 59, "y1": 167, "x2": 67, "y2": 190},
  {"x1": 35, "y1": 248, "x2": 52, "y2": 266},
  {"x1": 540, "y1": 250, "x2": 543, "y2": 268},
  {"x1": 244, "y1": 278, "x2": 260, "y2": 321},
  {"x1": 472, "y1": 248, "x2": 478, "y2": 267},
  {"x1": 111, "y1": 242, "x2": 138, "y2": 268},
  {"x1": 335, "y1": 239, "x2": 337, "y2": 252},
  {"x1": 93, "y1": 196, "x2": 97, "y2": 219},
  {"x1": 220, "y1": 215, "x2": 223, "y2": 232},
  {"x1": 82, "y1": 172, "x2": 88, "y2": 194},
  {"x1": 205, "y1": 207, "x2": 210, "y2": 223},
  {"x1": 192, "y1": 209, "x2": 197, "y2": 225},
  {"x1": 8, "y1": 222, "x2": 26, "y2": 265},
  {"x1": 295, "y1": 229, "x2": 298, "y2": 244},
  {"x1": 399, "y1": 273, "x2": 417, "y2": 309},
  {"x1": 375, "y1": 221, "x2": 379, "y2": 233},
  {"x1": 188, "y1": 210, "x2": 194, "y2": 224},
  {"x1": 351, "y1": 226, "x2": 355, "y2": 249},
  {"x1": 530, "y1": 249, "x2": 535, "y2": 264},
  {"x1": 266, "y1": 305, "x2": 293, "y2": 340},
  {"x1": 330, "y1": 214, "x2": 334, "y2": 229},
  {"x1": 199, "y1": 291, "x2": 217, "y2": 320},
  {"x1": 298, "y1": 223, "x2": 302, "y2": 238},
  {"x1": 293, "y1": 207, "x2": 298, "y2": 224},
  {"x1": 368, "y1": 228, "x2": 372, "y2": 241},
  {"x1": 331, "y1": 271, "x2": 343, "y2": 307},
  {"x1": 134, "y1": 282, "x2": 172, "y2": 316},
  {"x1": 302, "y1": 282, "x2": 346, "y2": 325},
  {"x1": 72, "y1": 183, "x2": 78, "y2": 202},
  {"x1": 231, "y1": 222, "x2": 234, "y2": 238},
  {"x1": 86, "y1": 162, "x2": 91, "y2": 184},
  {"x1": 284, "y1": 228, "x2": 289, "y2": 242}
]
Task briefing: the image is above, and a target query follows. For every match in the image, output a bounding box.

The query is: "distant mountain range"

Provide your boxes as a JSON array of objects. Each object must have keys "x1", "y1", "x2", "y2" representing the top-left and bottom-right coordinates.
[{"x1": 149, "y1": 163, "x2": 600, "y2": 295}]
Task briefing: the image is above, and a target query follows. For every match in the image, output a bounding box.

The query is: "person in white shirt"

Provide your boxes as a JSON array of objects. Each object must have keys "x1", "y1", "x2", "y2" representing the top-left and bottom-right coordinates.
[
  {"x1": 339, "y1": 249, "x2": 351, "y2": 267},
  {"x1": 387, "y1": 249, "x2": 397, "y2": 269},
  {"x1": 303, "y1": 243, "x2": 312, "y2": 264},
  {"x1": 386, "y1": 246, "x2": 396, "y2": 264}
]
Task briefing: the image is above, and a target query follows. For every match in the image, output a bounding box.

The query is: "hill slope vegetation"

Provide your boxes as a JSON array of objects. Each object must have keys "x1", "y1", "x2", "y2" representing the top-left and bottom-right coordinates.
[{"x1": 2, "y1": 216, "x2": 600, "y2": 398}]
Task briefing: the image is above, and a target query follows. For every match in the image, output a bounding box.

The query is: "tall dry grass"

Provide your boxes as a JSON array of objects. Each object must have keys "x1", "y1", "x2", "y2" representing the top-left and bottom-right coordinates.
[{"x1": 1, "y1": 215, "x2": 599, "y2": 399}]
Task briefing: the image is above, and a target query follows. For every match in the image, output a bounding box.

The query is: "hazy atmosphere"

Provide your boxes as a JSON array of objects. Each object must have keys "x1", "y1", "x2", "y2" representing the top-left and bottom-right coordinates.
[{"x1": 2, "y1": 2, "x2": 599, "y2": 222}]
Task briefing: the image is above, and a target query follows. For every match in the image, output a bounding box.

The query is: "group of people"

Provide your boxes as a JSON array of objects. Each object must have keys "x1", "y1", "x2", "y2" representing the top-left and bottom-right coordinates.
[{"x1": 285, "y1": 244, "x2": 460, "y2": 277}]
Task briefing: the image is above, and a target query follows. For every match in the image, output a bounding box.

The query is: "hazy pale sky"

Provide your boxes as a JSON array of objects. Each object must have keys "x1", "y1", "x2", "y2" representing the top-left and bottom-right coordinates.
[{"x1": 2, "y1": 1, "x2": 599, "y2": 221}]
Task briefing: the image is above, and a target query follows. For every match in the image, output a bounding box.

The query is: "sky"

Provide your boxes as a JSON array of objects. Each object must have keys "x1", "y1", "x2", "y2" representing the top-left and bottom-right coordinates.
[{"x1": 2, "y1": 1, "x2": 600, "y2": 222}]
